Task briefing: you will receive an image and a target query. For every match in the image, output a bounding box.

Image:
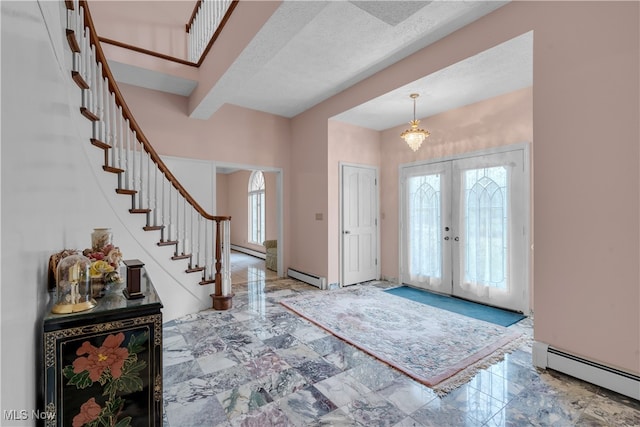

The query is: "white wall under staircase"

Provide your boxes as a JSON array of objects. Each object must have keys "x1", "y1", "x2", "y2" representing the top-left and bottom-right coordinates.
[{"x1": 0, "y1": 0, "x2": 213, "y2": 415}]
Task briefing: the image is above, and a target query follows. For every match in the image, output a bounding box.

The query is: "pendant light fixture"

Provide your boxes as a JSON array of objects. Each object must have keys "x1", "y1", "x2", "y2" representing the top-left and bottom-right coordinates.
[{"x1": 400, "y1": 93, "x2": 430, "y2": 151}]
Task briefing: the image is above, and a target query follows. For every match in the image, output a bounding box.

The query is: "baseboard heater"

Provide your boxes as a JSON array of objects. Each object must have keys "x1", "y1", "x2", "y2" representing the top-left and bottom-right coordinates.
[
  {"x1": 287, "y1": 268, "x2": 327, "y2": 290},
  {"x1": 533, "y1": 342, "x2": 640, "y2": 400},
  {"x1": 230, "y1": 244, "x2": 265, "y2": 260}
]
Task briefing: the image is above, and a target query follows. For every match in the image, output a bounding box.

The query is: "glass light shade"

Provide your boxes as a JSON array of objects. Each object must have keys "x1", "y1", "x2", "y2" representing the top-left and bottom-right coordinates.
[
  {"x1": 52, "y1": 254, "x2": 96, "y2": 314},
  {"x1": 401, "y1": 120, "x2": 430, "y2": 152}
]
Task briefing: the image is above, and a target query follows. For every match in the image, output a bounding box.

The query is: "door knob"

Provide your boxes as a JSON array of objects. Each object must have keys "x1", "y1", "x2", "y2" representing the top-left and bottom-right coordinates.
[
  {"x1": 444, "y1": 226, "x2": 450, "y2": 231},
  {"x1": 454, "y1": 236, "x2": 459, "y2": 241},
  {"x1": 444, "y1": 236, "x2": 450, "y2": 241},
  {"x1": 344, "y1": 230, "x2": 351, "y2": 234}
]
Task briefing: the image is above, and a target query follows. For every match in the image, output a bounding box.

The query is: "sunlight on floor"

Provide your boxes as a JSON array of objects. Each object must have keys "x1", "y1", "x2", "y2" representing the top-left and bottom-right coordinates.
[{"x1": 230, "y1": 250, "x2": 278, "y2": 285}]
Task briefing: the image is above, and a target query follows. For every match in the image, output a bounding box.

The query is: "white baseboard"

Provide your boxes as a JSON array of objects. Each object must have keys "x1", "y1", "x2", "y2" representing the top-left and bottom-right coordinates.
[
  {"x1": 287, "y1": 268, "x2": 327, "y2": 290},
  {"x1": 230, "y1": 244, "x2": 265, "y2": 259},
  {"x1": 533, "y1": 341, "x2": 640, "y2": 400}
]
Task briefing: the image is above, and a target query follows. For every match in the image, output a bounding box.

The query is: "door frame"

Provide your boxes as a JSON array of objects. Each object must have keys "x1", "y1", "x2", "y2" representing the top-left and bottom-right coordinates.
[
  {"x1": 339, "y1": 162, "x2": 380, "y2": 287},
  {"x1": 398, "y1": 142, "x2": 531, "y2": 313},
  {"x1": 213, "y1": 161, "x2": 284, "y2": 278}
]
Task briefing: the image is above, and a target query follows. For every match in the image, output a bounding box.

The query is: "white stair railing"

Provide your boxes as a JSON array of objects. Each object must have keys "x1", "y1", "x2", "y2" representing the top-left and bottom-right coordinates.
[
  {"x1": 65, "y1": 0, "x2": 233, "y2": 310},
  {"x1": 186, "y1": 0, "x2": 235, "y2": 63}
]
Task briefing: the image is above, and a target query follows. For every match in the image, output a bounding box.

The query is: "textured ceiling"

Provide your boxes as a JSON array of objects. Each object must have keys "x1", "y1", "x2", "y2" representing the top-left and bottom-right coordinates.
[
  {"x1": 106, "y1": 1, "x2": 533, "y2": 131},
  {"x1": 188, "y1": 0, "x2": 512, "y2": 123},
  {"x1": 333, "y1": 31, "x2": 533, "y2": 130}
]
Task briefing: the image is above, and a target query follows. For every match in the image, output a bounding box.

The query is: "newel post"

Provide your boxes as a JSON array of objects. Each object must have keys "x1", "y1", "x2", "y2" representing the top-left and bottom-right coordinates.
[{"x1": 211, "y1": 218, "x2": 232, "y2": 310}]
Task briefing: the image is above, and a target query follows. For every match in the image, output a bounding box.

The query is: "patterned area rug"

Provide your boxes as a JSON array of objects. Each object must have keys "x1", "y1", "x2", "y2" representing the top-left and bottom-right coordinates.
[{"x1": 280, "y1": 285, "x2": 523, "y2": 395}]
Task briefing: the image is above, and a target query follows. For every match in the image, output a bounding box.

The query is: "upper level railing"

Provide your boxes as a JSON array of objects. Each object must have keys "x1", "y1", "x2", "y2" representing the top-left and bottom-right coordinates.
[
  {"x1": 187, "y1": 0, "x2": 238, "y2": 65},
  {"x1": 65, "y1": 0, "x2": 233, "y2": 309}
]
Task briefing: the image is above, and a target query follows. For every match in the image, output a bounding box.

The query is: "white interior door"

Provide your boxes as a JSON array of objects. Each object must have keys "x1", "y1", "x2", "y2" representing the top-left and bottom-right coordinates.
[
  {"x1": 401, "y1": 148, "x2": 528, "y2": 312},
  {"x1": 342, "y1": 165, "x2": 378, "y2": 286}
]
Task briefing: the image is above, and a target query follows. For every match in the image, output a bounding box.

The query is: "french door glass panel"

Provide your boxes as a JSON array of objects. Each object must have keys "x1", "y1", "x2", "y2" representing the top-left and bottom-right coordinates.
[
  {"x1": 402, "y1": 161, "x2": 452, "y2": 294},
  {"x1": 402, "y1": 150, "x2": 526, "y2": 312}
]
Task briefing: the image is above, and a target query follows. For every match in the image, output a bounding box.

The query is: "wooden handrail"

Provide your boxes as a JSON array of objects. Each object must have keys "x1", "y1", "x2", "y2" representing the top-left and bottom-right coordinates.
[
  {"x1": 91, "y1": 1, "x2": 238, "y2": 68},
  {"x1": 193, "y1": 0, "x2": 238, "y2": 67},
  {"x1": 186, "y1": 0, "x2": 203, "y2": 33},
  {"x1": 81, "y1": 0, "x2": 230, "y2": 223},
  {"x1": 98, "y1": 36, "x2": 197, "y2": 67}
]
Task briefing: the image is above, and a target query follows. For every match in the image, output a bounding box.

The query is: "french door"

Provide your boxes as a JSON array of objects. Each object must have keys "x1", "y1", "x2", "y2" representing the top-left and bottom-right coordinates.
[{"x1": 400, "y1": 148, "x2": 528, "y2": 312}]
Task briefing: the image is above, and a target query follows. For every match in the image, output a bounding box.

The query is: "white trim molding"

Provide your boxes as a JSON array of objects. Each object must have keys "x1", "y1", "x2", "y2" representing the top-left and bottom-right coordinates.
[{"x1": 533, "y1": 341, "x2": 640, "y2": 400}]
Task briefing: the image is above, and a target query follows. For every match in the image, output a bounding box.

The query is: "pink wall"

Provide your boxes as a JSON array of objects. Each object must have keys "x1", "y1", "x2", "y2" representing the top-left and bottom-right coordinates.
[
  {"x1": 216, "y1": 172, "x2": 228, "y2": 215},
  {"x1": 90, "y1": 1, "x2": 192, "y2": 59},
  {"x1": 114, "y1": 2, "x2": 639, "y2": 374},
  {"x1": 327, "y1": 120, "x2": 381, "y2": 284},
  {"x1": 222, "y1": 170, "x2": 278, "y2": 252},
  {"x1": 118, "y1": 83, "x2": 291, "y2": 167},
  {"x1": 289, "y1": 2, "x2": 638, "y2": 373},
  {"x1": 187, "y1": 1, "x2": 281, "y2": 115},
  {"x1": 118, "y1": 82, "x2": 292, "y2": 270},
  {"x1": 288, "y1": 109, "x2": 330, "y2": 278},
  {"x1": 379, "y1": 87, "x2": 533, "y2": 283},
  {"x1": 529, "y1": 2, "x2": 638, "y2": 374}
]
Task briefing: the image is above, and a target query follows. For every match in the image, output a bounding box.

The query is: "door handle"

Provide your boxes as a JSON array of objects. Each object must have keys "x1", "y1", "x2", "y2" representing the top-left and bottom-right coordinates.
[
  {"x1": 344, "y1": 230, "x2": 351, "y2": 234},
  {"x1": 454, "y1": 236, "x2": 459, "y2": 242},
  {"x1": 444, "y1": 236, "x2": 450, "y2": 241}
]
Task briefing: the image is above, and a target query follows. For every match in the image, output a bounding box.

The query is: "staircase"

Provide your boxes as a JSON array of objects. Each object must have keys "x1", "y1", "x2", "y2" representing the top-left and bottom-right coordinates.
[{"x1": 64, "y1": 0, "x2": 233, "y2": 310}]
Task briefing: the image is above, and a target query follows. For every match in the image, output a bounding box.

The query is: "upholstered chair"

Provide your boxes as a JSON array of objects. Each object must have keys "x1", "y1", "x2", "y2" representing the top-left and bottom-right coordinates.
[{"x1": 263, "y1": 240, "x2": 277, "y2": 271}]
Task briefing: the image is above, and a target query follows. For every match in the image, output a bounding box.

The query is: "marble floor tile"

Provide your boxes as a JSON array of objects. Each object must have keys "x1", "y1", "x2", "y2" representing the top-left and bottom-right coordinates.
[
  {"x1": 204, "y1": 364, "x2": 255, "y2": 395},
  {"x1": 579, "y1": 392, "x2": 640, "y2": 427},
  {"x1": 466, "y1": 368, "x2": 524, "y2": 405},
  {"x1": 243, "y1": 349, "x2": 291, "y2": 379},
  {"x1": 310, "y1": 407, "x2": 363, "y2": 426},
  {"x1": 161, "y1": 252, "x2": 640, "y2": 427},
  {"x1": 441, "y1": 384, "x2": 507, "y2": 424},
  {"x1": 410, "y1": 396, "x2": 479, "y2": 427},
  {"x1": 228, "y1": 401, "x2": 293, "y2": 427},
  {"x1": 217, "y1": 380, "x2": 274, "y2": 419},
  {"x1": 163, "y1": 334, "x2": 195, "y2": 367},
  {"x1": 343, "y1": 391, "x2": 407, "y2": 427},
  {"x1": 314, "y1": 370, "x2": 372, "y2": 407},
  {"x1": 346, "y1": 357, "x2": 404, "y2": 392},
  {"x1": 258, "y1": 368, "x2": 309, "y2": 400},
  {"x1": 296, "y1": 357, "x2": 343, "y2": 384},
  {"x1": 377, "y1": 377, "x2": 438, "y2": 415},
  {"x1": 164, "y1": 359, "x2": 204, "y2": 385},
  {"x1": 165, "y1": 394, "x2": 227, "y2": 427},
  {"x1": 275, "y1": 342, "x2": 323, "y2": 368},
  {"x1": 197, "y1": 350, "x2": 240, "y2": 375},
  {"x1": 277, "y1": 385, "x2": 339, "y2": 425}
]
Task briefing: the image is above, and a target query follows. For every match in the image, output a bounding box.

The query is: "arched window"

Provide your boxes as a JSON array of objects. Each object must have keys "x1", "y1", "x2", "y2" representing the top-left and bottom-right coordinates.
[{"x1": 248, "y1": 171, "x2": 265, "y2": 244}]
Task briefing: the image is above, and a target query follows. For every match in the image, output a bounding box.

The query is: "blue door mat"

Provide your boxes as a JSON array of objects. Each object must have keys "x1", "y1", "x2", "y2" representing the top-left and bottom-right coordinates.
[{"x1": 384, "y1": 286, "x2": 526, "y2": 327}]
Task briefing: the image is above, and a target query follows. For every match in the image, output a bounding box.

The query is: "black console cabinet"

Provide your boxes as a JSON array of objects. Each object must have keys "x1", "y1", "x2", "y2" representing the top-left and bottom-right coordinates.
[{"x1": 41, "y1": 270, "x2": 163, "y2": 427}]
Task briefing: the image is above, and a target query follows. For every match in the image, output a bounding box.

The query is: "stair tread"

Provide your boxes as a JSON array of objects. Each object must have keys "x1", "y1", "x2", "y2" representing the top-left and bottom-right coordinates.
[
  {"x1": 143, "y1": 225, "x2": 163, "y2": 231},
  {"x1": 71, "y1": 71, "x2": 88, "y2": 89},
  {"x1": 157, "y1": 240, "x2": 178, "y2": 247},
  {"x1": 80, "y1": 107, "x2": 99, "y2": 122},
  {"x1": 186, "y1": 267, "x2": 205, "y2": 273},
  {"x1": 116, "y1": 188, "x2": 136, "y2": 195},
  {"x1": 172, "y1": 254, "x2": 191, "y2": 260},
  {"x1": 66, "y1": 30, "x2": 80, "y2": 53},
  {"x1": 103, "y1": 166, "x2": 124, "y2": 174},
  {"x1": 90, "y1": 138, "x2": 110, "y2": 150},
  {"x1": 129, "y1": 208, "x2": 151, "y2": 214}
]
